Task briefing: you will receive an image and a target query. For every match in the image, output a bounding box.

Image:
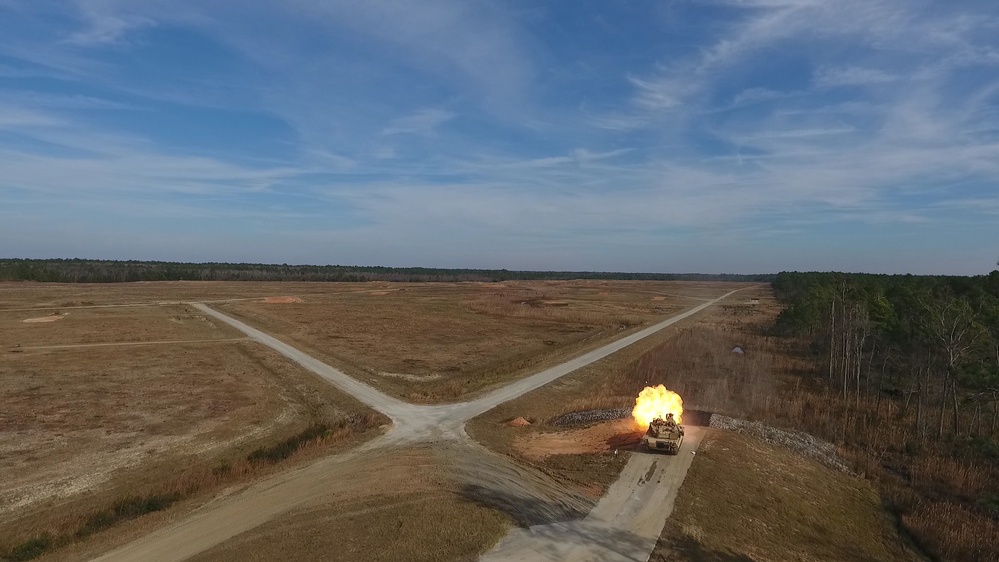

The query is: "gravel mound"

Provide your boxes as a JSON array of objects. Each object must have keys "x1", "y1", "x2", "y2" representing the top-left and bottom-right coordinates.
[
  {"x1": 549, "y1": 408, "x2": 630, "y2": 427},
  {"x1": 709, "y1": 415, "x2": 850, "y2": 473}
]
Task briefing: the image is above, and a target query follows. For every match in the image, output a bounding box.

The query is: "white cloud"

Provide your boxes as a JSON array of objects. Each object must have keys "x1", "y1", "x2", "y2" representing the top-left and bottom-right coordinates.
[{"x1": 65, "y1": 1, "x2": 156, "y2": 46}]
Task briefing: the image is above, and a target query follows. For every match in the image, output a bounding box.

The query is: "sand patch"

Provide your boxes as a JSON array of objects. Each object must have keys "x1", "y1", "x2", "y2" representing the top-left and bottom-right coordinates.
[
  {"x1": 369, "y1": 291, "x2": 390, "y2": 296},
  {"x1": 514, "y1": 418, "x2": 642, "y2": 461},
  {"x1": 263, "y1": 296, "x2": 303, "y2": 304},
  {"x1": 22, "y1": 313, "x2": 66, "y2": 324},
  {"x1": 651, "y1": 296, "x2": 667, "y2": 301}
]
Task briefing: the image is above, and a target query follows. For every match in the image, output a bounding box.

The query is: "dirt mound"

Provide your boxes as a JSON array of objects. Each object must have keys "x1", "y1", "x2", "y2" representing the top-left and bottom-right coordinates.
[
  {"x1": 514, "y1": 419, "x2": 641, "y2": 461},
  {"x1": 369, "y1": 291, "x2": 390, "y2": 296},
  {"x1": 262, "y1": 296, "x2": 303, "y2": 304},
  {"x1": 507, "y1": 417, "x2": 531, "y2": 427},
  {"x1": 22, "y1": 313, "x2": 66, "y2": 324}
]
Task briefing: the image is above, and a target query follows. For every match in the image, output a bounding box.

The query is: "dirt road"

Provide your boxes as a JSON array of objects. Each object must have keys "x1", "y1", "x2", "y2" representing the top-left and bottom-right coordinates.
[{"x1": 93, "y1": 290, "x2": 739, "y2": 562}]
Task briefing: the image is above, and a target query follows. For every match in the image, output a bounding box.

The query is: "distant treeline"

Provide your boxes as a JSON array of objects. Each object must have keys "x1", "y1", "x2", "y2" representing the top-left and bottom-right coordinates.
[{"x1": 0, "y1": 259, "x2": 773, "y2": 284}]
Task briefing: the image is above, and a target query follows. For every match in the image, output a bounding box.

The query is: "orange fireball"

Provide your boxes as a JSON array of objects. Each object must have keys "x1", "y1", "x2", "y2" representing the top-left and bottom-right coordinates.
[{"x1": 632, "y1": 384, "x2": 684, "y2": 427}]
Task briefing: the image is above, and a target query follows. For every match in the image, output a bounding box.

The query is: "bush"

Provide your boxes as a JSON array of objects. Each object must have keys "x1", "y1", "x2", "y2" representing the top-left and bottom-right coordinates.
[
  {"x1": 4, "y1": 535, "x2": 52, "y2": 561},
  {"x1": 77, "y1": 493, "x2": 182, "y2": 538},
  {"x1": 247, "y1": 424, "x2": 331, "y2": 464}
]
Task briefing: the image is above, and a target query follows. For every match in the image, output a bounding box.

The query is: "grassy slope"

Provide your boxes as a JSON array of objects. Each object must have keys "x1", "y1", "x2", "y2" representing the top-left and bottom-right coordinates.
[{"x1": 652, "y1": 429, "x2": 921, "y2": 562}]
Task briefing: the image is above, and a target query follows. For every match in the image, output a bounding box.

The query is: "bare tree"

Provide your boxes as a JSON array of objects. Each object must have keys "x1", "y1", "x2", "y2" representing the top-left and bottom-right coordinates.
[{"x1": 918, "y1": 294, "x2": 985, "y2": 438}]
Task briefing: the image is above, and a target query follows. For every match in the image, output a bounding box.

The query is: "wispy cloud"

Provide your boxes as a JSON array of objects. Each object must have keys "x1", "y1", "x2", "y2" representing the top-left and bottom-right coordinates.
[
  {"x1": 813, "y1": 66, "x2": 898, "y2": 88},
  {"x1": 381, "y1": 109, "x2": 455, "y2": 135},
  {"x1": 1, "y1": 0, "x2": 997, "y2": 273}
]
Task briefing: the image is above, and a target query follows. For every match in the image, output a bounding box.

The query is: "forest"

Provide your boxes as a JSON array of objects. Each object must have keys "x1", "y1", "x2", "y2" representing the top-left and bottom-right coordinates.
[
  {"x1": 771, "y1": 270, "x2": 999, "y2": 560},
  {"x1": 0, "y1": 259, "x2": 771, "y2": 283}
]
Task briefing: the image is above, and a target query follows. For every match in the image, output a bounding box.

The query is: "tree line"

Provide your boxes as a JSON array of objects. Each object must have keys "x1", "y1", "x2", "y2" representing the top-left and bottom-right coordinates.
[
  {"x1": 773, "y1": 270, "x2": 999, "y2": 443},
  {"x1": 0, "y1": 259, "x2": 772, "y2": 284}
]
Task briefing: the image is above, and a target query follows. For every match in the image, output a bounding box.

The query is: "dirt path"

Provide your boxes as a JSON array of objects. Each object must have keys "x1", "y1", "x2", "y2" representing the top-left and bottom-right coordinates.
[
  {"x1": 482, "y1": 428, "x2": 705, "y2": 562},
  {"x1": 93, "y1": 290, "x2": 740, "y2": 562}
]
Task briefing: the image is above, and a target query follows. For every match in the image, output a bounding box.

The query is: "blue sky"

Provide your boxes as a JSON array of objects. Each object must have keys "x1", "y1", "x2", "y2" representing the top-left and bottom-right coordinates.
[{"x1": 1, "y1": 0, "x2": 998, "y2": 274}]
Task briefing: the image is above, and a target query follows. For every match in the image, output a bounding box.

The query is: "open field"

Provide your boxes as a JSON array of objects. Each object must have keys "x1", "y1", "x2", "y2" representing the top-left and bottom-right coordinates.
[
  {"x1": 214, "y1": 280, "x2": 736, "y2": 402},
  {"x1": 0, "y1": 281, "x2": 365, "y2": 310},
  {"x1": 0, "y1": 294, "x2": 385, "y2": 560},
  {"x1": 2, "y1": 279, "x2": 927, "y2": 562},
  {"x1": 2, "y1": 304, "x2": 243, "y2": 348},
  {"x1": 42, "y1": 284, "x2": 738, "y2": 562}
]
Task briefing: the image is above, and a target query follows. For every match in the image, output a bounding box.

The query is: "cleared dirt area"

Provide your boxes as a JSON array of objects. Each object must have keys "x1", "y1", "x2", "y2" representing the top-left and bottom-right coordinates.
[
  {"x1": 651, "y1": 429, "x2": 920, "y2": 561},
  {"x1": 214, "y1": 281, "x2": 735, "y2": 402},
  {"x1": 513, "y1": 418, "x2": 642, "y2": 461}
]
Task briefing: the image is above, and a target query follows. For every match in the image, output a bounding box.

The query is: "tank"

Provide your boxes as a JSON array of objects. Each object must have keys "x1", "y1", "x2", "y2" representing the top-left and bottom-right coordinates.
[{"x1": 642, "y1": 413, "x2": 684, "y2": 454}]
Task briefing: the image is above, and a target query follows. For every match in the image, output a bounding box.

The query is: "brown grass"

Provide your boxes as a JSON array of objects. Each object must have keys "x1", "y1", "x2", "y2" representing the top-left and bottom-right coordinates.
[
  {"x1": 187, "y1": 492, "x2": 508, "y2": 562},
  {"x1": 1, "y1": 304, "x2": 243, "y2": 347},
  {"x1": 0, "y1": 292, "x2": 387, "y2": 560},
  {"x1": 651, "y1": 429, "x2": 918, "y2": 562},
  {"x1": 214, "y1": 280, "x2": 743, "y2": 403},
  {"x1": 0, "y1": 281, "x2": 365, "y2": 309},
  {"x1": 185, "y1": 446, "x2": 511, "y2": 562}
]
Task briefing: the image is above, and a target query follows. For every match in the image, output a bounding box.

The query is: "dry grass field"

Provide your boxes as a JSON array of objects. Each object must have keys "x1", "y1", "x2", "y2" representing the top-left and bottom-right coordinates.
[
  {"x1": 214, "y1": 280, "x2": 733, "y2": 402},
  {"x1": 651, "y1": 430, "x2": 918, "y2": 562},
  {"x1": 0, "y1": 281, "x2": 364, "y2": 309},
  {"x1": 0, "y1": 280, "x2": 735, "y2": 559},
  {"x1": 185, "y1": 446, "x2": 512, "y2": 562},
  {"x1": 1, "y1": 279, "x2": 767, "y2": 561},
  {"x1": 0, "y1": 289, "x2": 387, "y2": 560},
  {"x1": 2, "y1": 304, "x2": 243, "y2": 347}
]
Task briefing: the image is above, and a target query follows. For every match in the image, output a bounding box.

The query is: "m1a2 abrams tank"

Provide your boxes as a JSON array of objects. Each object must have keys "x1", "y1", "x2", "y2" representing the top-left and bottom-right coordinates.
[{"x1": 642, "y1": 413, "x2": 684, "y2": 454}]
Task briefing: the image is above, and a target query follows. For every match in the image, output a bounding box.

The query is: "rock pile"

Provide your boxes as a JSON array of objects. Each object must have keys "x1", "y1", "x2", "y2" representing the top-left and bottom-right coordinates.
[
  {"x1": 549, "y1": 408, "x2": 630, "y2": 427},
  {"x1": 709, "y1": 414, "x2": 850, "y2": 473}
]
